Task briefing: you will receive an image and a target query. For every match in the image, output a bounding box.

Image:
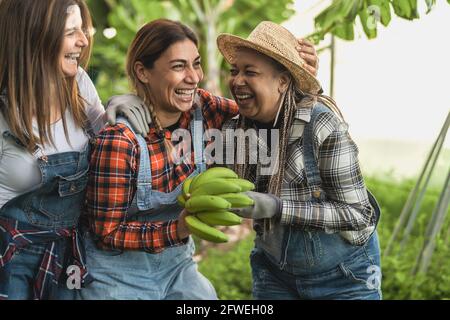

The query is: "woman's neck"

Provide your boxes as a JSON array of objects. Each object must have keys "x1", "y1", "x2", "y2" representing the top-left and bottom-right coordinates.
[{"x1": 153, "y1": 106, "x2": 182, "y2": 128}]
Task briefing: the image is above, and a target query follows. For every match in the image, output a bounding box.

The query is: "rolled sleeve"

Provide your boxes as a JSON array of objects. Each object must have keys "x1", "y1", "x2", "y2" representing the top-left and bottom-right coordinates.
[{"x1": 86, "y1": 124, "x2": 184, "y2": 253}]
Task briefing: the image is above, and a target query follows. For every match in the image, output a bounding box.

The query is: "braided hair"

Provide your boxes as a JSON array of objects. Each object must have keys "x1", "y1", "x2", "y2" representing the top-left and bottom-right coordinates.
[
  {"x1": 233, "y1": 60, "x2": 343, "y2": 197},
  {"x1": 126, "y1": 19, "x2": 199, "y2": 163}
]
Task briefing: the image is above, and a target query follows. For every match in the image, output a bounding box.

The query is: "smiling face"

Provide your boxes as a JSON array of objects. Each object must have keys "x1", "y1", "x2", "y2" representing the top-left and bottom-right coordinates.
[
  {"x1": 228, "y1": 48, "x2": 290, "y2": 124},
  {"x1": 139, "y1": 39, "x2": 203, "y2": 114},
  {"x1": 60, "y1": 5, "x2": 89, "y2": 77}
]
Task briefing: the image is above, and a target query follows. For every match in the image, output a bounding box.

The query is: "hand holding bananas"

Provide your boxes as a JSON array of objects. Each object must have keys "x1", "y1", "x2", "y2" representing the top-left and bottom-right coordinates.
[
  {"x1": 105, "y1": 94, "x2": 152, "y2": 136},
  {"x1": 177, "y1": 167, "x2": 256, "y2": 243},
  {"x1": 230, "y1": 191, "x2": 282, "y2": 220}
]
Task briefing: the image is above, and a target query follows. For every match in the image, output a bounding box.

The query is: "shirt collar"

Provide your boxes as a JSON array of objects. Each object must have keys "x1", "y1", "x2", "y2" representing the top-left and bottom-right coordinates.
[
  {"x1": 288, "y1": 106, "x2": 311, "y2": 144},
  {"x1": 294, "y1": 106, "x2": 311, "y2": 123}
]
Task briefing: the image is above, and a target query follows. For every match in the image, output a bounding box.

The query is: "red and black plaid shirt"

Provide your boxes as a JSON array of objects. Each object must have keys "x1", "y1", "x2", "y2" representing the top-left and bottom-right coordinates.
[{"x1": 86, "y1": 89, "x2": 238, "y2": 252}]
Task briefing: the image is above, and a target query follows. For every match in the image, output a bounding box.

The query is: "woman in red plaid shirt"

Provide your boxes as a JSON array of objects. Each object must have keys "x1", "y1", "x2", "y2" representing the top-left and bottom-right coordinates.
[
  {"x1": 78, "y1": 19, "x2": 232, "y2": 300},
  {"x1": 78, "y1": 19, "x2": 319, "y2": 300}
]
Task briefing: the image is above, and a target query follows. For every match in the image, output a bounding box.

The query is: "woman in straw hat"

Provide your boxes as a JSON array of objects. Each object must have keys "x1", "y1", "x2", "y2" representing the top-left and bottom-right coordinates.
[{"x1": 217, "y1": 21, "x2": 382, "y2": 300}]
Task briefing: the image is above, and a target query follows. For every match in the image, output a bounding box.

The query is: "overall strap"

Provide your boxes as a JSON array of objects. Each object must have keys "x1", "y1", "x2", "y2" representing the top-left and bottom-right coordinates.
[
  {"x1": 116, "y1": 117, "x2": 152, "y2": 210},
  {"x1": 1, "y1": 106, "x2": 35, "y2": 152},
  {"x1": 302, "y1": 103, "x2": 332, "y2": 200},
  {"x1": 302, "y1": 104, "x2": 381, "y2": 228},
  {"x1": 191, "y1": 107, "x2": 206, "y2": 173}
]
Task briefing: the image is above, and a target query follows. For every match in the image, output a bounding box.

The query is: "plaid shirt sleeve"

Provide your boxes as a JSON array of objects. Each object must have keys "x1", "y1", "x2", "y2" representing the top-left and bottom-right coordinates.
[
  {"x1": 86, "y1": 124, "x2": 184, "y2": 253},
  {"x1": 197, "y1": 89, "x2": 239, "y2": 129},
  {"x1": 280, "y1": 112, "x2": 374, "y2": 234}
]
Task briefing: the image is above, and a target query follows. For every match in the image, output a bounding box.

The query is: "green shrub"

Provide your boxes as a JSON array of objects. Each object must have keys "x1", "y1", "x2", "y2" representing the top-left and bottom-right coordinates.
[
  {"x1": 197, "y1": 176, "x2": 450, "y2": 300},
  {"x1": 198, "y1": 236, "x2": 254, "y2": 300}
]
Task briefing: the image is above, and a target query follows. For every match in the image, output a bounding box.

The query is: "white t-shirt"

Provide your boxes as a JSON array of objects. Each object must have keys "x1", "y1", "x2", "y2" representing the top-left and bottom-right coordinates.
[{"x1": 0, "y1": 68, "x2": 105, "y2": 208}]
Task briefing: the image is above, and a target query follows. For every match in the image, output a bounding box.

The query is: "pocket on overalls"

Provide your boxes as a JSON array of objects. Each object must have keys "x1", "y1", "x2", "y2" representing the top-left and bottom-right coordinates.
[
  {"x1": 337, "y1": 239, "x2": 382, "y2": 294},
  {"x1": 27, "y1": 168, "x2": 89, "y2": 227},
  {"x1": 57, "y1": 169, "x2": 89, "y2": 197}
]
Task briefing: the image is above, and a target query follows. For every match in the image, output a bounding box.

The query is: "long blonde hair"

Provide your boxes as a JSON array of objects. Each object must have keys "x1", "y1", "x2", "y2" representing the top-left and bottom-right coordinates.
[{"x1": 0, "y1": 0, "x2": 93, "y2": 151}]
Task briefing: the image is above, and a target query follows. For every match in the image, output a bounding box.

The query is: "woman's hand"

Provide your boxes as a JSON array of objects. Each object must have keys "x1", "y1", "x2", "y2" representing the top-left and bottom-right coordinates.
[
  {"x1": 177, "y1": 209, "x2": 191, "y2": 240},
  {"x1": 296, "y1": 38, "x2": 319, "y2": 76},
  {"x1": 105, "y1": 94, "x2": 152, "y2": 137},
  {"x1": 230, "y1": 191, "x2": 281, "y2": 220}
]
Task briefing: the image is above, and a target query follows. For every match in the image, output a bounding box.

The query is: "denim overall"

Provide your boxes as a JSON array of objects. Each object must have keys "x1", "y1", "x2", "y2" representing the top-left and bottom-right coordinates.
[
  {"x1": 79, "y1": 107, "x2": 217, "y2": 300},
  {"x1": 0, "y1": 123, "x2": 94, "y2": 300},
  {"x1": 251, "y1": 104, "x2": 382, "y2": 300}
]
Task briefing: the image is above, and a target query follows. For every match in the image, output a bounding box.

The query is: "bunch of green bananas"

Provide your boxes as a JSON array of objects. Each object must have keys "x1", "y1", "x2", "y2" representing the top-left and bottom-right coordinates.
[{"x1": 177, "y1": 167, "x2": 255, "y2": 243}]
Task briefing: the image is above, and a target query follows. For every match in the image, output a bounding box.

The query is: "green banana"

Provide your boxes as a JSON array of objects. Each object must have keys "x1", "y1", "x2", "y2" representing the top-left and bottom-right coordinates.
[
  {"x1": 227, "y1": 178, "x2": 255, "y2": 192},
  {"x1": 190, "y1": 167, "x2": 238, "y2": 191},
  {"x1": 182, "y1": 176, "x2": 194, "y2": 199},
  {"x1": 191, "y1": 178, "x2": 242, "y2": 197},
  {"x1": 196, "y1": 211, "x2": 242, "y2": 226},
  {"x1": 177, "y1": 194, "x2": 186, "y2": 207},
  {"x1": 185, "y1": 215, "x2": 228, "y2": 243},
  {"x1": 185, "y1": 195, "x2": 231, "y2": 213},
  {"x1": 218, "y1": 193, "x2": 254, "y2": 208}
]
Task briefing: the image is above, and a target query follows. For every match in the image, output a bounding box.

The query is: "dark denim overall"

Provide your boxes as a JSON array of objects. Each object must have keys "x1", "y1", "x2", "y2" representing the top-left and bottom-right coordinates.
[{"x1": 251, "y1": 103, "x2": 382, "y2": 300}]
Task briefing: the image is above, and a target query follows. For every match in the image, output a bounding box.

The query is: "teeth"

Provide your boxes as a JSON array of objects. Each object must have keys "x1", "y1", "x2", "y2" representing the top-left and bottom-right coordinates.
[
  {"x1": 65, "y1": 53, "x2": 80, "y2": 59},
  {"x1": 236, "y1": 94, "x2": 252, "y2": 100},
  {"x1": 176, "y1": 89, "x2": 195, "y2": 95}
]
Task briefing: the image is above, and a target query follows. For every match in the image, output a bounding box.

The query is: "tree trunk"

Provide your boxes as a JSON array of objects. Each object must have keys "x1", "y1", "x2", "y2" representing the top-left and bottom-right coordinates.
[{"x1": 204, "y1": 14, "x2": 222, "y2": 96}]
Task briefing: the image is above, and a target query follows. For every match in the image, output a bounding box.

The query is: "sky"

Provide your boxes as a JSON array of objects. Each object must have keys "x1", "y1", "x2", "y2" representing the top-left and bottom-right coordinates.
[{"x1": 283, "y1": 0, "x2": 450, "y2": 147}]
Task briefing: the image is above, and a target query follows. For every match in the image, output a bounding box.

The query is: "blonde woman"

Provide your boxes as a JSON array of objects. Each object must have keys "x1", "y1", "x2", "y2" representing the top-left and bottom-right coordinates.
[{"x1": 0, "y1": 0, "x2": 149, "y2": 300}]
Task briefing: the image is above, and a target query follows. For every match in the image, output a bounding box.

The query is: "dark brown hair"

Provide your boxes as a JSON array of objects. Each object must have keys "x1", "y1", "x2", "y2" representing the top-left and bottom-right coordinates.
[{"x1": 126, "y1": 19, "x2": 199, "y2": 158}]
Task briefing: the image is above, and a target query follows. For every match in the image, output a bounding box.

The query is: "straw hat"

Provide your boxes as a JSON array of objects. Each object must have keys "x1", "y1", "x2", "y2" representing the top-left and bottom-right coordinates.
[{"x1": 217, "y1": 21, "x2": 321, "y2": 94}]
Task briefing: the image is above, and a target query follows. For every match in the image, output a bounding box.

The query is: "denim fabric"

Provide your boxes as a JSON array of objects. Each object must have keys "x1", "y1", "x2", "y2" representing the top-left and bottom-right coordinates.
[
  {"x1": 6, "y1": 243, "x2": 77, "y2": 300},
  {"x1": 252, "y1": 104, "x2": 382, "y2": 300},
  {"x1": 79, "y1": 107, "x2": 217, "y2": 300},
  {"x1": 251, "y1": 232, "x2": 382, "y2": 300},
  {"x1": 0, "y1": 125, "x2": 93, "y2": 300},
  {"x1": 79, "y1": 232, "x2": 216, "y2": 300}
]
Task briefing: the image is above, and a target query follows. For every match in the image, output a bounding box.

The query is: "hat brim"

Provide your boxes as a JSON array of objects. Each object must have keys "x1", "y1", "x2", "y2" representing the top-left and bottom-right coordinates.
[{"x1": 217, "y1": 33, "x2": 321, "y2": 94}]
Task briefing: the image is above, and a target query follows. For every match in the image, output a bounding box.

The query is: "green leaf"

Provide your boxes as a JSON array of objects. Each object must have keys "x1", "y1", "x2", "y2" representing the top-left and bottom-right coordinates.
[
  {"x1": 425, "y1": 0, "x2": 436, "y2": 14},
  {"x1": 392, "y1": 0, "x2": 413, "y2": 20},
  {"x1": 332, "y1": 22, "x2": 354, "y2": 40},
  {"x1": 359, "y1": 4, "x2": 377, "y2": 39},
  {"x1": 344, "y1": 0, "x2": 364, "y2": 22},
  {"x1": 315, "y1": 1, "x2": 344, "y2": 32},
  {"x1": 409, "y1": 0, "x2": 420, "y2": 19},
  {"x1": 368, "y1": 0, "x2": 391, "y2": 27},
  {"x1": 314, "y1": 0, "x2": 362, "y2": 42}
]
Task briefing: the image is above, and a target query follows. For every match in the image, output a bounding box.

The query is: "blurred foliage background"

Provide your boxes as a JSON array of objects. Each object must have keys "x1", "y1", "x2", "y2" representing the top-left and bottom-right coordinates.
[
  {"x1": 198, "y1": 175, "x2": 450, "y2": 300},
  {"x1": 85, "y1": 0, "x2": 449, "y2": 101},
  {"x1": 85, "y1": 0, "x2": 296, "y2": 101}
]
